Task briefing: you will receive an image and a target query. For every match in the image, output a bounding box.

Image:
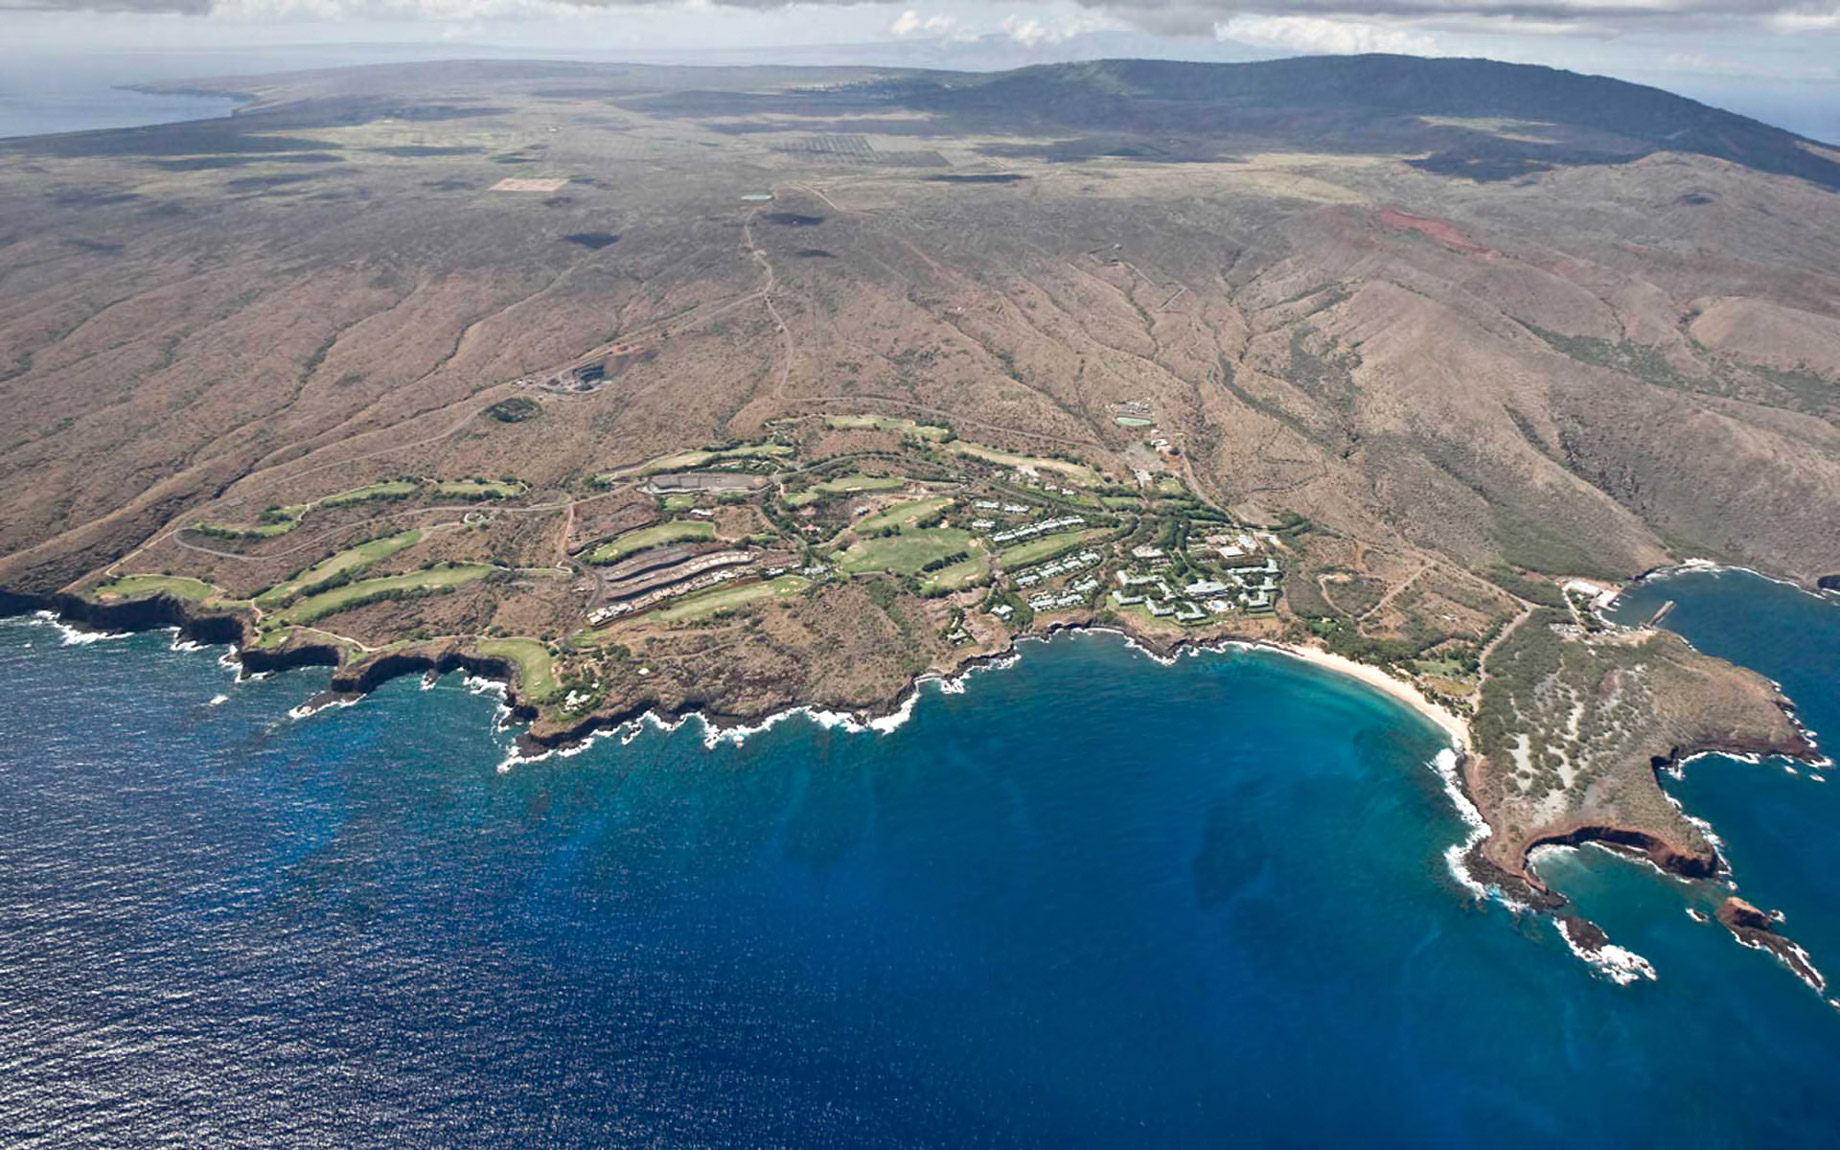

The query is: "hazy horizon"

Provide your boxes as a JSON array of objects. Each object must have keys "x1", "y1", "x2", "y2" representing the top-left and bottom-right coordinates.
[{"x1": 3, "y1": 32, "x2": 1838, "y2": 145}]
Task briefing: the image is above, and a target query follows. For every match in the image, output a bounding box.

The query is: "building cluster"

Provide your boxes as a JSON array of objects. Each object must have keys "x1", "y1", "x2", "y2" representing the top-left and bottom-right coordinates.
[
  {"x1": 586, "y1": 550, "x2": 779, "y2": 623},
  {"x1": 1028, "y1": 575, "x2": 1100, "y2": 612},
  {"x1": 972, "y1": 500, "x2": 1036, "y2": 516},
  {"x1": 990, "y1": 514, "x2": 1086, "y2": 545},
  {"x1": 1013, "y1": 549, "x2": 1102, "y2": 588},
  {"x1": 1109, "y1": 550, "x2": 1283, "y2": 622},
  {"x1": 1205, "y1": 530, "x2": 1278, "y2": 559}
]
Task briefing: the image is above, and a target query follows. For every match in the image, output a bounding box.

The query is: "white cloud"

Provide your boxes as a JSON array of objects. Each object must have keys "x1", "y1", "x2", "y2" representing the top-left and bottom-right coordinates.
[
  {"x1": 1660, "y1": 50, "x2": 1746, "y2": 73},
  {"x1": 1215, "y1": 13, "x2": 1440, "y2": 55},
  {"x1": 999, "y1": 11, "x2": 1104, "y2": 45},
  {"x1": 209, "y1": 0, "x2": 571, "y2": 19},
  {"x1": 1767, "y1": 10, "x2": 1840, "y2": 32},
  {"x1": 1001, "y1": 15, "x2": 1052, "y2": 44},
  {"x1": 890, "y1": 8, "x2": 964, "y2": 40}
]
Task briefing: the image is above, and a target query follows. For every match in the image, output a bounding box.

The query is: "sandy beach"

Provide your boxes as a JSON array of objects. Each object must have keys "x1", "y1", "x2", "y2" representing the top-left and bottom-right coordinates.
[{"x1": 1256, "y1": 642, "x2": 1472, "y2": 753}]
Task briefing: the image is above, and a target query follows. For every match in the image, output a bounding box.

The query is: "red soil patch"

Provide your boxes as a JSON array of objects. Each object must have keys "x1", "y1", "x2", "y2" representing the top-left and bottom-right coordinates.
[{"x1": 1377, "y1": 208, "x2": 1492, "y2": 255}]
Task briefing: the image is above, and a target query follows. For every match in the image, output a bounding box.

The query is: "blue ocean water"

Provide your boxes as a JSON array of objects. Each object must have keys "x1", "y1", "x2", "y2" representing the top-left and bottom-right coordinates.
[
  {"x1": 0, "y1": 596, "x2": 1836, "y2": 1146},
  {"x1": 0, "y1": 55, "x2": 239, "y2": 140}
]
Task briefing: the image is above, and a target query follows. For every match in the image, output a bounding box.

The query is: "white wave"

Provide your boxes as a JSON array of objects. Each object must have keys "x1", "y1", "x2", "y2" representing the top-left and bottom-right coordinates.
[
  {"x1": 209, "y1": 694, "x2": 229, "y2": 706},
  {"x1": 1427, "y1": 747, "x2": 1513, "y2": 907},
  {"x1": 464, "y1": 674, "x2": 507, "y2": 698},
  {"x1": 500, "y1": 669, "x2": 965, "y2": 769},
  {"x1": 496, "y1": 722, "x2": 624, "y2": 773},
  {"x1": 20, "y1": 610, "x2": 124, "y2": 645},
  {"x1": 1728, "y1": 931, "x2": 1829, "y2": 994},
  {"x1": 1641, "y1": 560, "x2": 1836, "y2": 604},
  {"x1": 698, "y1": 686, "x2": 927, "y2": 750},
  {"x1": 1556, "y1": 918, "x2": 1658, "y2": 986},
  {"x1": 288, "y1": 695, "x2": 357, "y2": 721},
  {"x1": 1675, "y1": 749, "x2": 1763, "y2": 770},
  {"x1": 1681, "y1": 810, "x2": 1725, "y2": 851},
  {"x1": 421, "y1": 671, "x2": 440, "y2": 690},
  {"x1": 42, "y1": 612, "x2": 132, "y2": 646}
]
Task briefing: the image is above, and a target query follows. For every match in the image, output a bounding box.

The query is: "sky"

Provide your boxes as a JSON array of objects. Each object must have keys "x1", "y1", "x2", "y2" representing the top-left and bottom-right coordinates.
[{"x1": 3, "y1": 0, "x2": 1839, "y2": 139}]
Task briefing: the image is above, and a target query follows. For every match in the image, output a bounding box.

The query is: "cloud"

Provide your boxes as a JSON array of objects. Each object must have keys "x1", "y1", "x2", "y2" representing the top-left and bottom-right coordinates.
[
  {"x1": 889, "y1": 7, "x2": 963, "y2": 38},
  {"x1": 1216, "y1": 13, "x2": 1438, "y2": 52},
  {"x1": 1000, "y1": 13, "x2": 1106, "y2": 44},
  {"x1": 8, "y1": 0, "x2": 1840, "y2": 39},
  {"x1": 1768, "y1": 8, "x2": 1840, "y2": 30}
]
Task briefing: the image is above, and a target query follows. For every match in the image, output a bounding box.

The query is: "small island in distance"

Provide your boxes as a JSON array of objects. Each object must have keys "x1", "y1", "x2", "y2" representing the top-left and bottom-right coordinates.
[{"x1": 2, "y1": 53, "x2": 1836, "y2": 985}]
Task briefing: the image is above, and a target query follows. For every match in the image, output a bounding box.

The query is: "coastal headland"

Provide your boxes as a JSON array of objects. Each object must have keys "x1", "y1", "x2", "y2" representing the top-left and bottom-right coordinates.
[{"x1": 3, "y1": 56, "x2": 1838, "y2": 992}]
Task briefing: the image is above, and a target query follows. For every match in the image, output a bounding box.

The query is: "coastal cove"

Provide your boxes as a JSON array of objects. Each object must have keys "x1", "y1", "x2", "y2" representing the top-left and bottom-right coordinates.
[{"x1": 5, "y1": 576, "x2": 1840, "y2": 1144}]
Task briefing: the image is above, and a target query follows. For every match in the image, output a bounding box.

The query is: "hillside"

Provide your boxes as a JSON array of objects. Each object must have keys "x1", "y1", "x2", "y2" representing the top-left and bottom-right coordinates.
[
  {"x1": 1, "y1": 53, "x2": 1836, "y2": 915},
  {"x1": 897, "y1": 56, "x2": 1840, "y2": 187}
]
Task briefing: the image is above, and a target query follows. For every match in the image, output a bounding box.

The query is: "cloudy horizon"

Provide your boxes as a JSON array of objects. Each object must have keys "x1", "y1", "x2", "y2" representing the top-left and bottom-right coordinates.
[{"x1": 4, "y1": 0, "x2": 1838, "y2": 140}]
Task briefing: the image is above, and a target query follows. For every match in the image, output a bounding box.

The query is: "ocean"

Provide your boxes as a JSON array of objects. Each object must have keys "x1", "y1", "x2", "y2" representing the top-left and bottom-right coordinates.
[
  {"x1": 0, "y1": 54, "x2": 240, "y2": 141},
  {"x1": 0, "y1": 574, "x2": 1836, "y2": 1146}
]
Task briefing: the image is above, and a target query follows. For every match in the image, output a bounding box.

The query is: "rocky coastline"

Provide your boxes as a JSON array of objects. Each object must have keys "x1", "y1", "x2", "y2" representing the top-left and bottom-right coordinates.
[
  {"x1": 8, "y1": 579, "x2": 1833, "y2": 995},
  {"x1": 1, "y1": 587, "x2": 1458, "y2": 761},
  {"x1": 1718, "y1": 897, "x2": 1827, "y2": 993}
]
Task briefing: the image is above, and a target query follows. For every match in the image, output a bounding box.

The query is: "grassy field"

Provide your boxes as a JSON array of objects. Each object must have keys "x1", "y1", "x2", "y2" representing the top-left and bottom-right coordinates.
[
  {"x1": 435, "y1": 479, "x2": 525, "y2": 499},
  {"x1": 195, "y1": 519, "x2": 299, "y2": 539},
  {"x1": 997, "y1": 529, "x2": 1105, "y2": 567},
  {"x1": 587, "y1": 520, "x2": 716, "y2": 564},
  {"x1": 321, "y1": 480, "x2": 421, "y2": 508},
  {"x1": 197, "y1": 478, "x2": 499, "y2": 538},
  {"x1": 836, "y1": 527, "x2": 974, "y2": 576},
  {"x1": 271, "y1": 563, "x2": 492, "y2": 625},
  {"x1": 255, "y1": 529, "x2": 424, "y2": 607},
  {"x1": 820, "y1": 474, "x2": 906, "y2": 495},
  {"x1": 614, "y1": 442, "x2": 794, "y2": 478},
  {"x1": 949, "y1": 443, "x2": 1104, "y2": 487},
  {"x1": 853, "y1": 496, "x2": 953, "y2": 535},
  {"x1": 785, "y1": 473, "x2": 907, "y2": 507},
  {"x1": 654, "y1": 575, "x2": 810, "y2": 622},
  {"x1": 478, "y1": 637, "x2": 558, "y2": 701},
  {"x1": 95, "y1": 574, "x2": 221, "y2": 601},
  {"x1": 919, "y1": 553, "x2": 991, "y2": 594},
  {"x1": 824, "y1": 414, "x2": 951, "y2": 441},
  {"x1": 662, "y1": 493, "x2": 697, "y2": 511}
]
